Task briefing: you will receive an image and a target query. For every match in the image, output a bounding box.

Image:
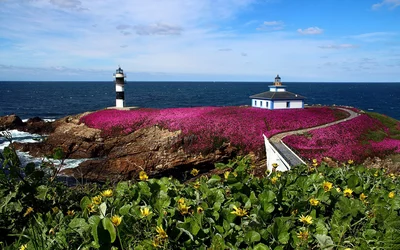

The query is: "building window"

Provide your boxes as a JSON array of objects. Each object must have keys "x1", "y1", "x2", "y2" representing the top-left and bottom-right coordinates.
[
  {"x1": 254, "y1": 100, "x2": 257, "y2": 106},
  {"x1": 260, "y1": 101, "x2": 263, "y2": 107},
  {"x1": 266, "y1": 102, "x2": 269, "y2": 108},
  {"x1": 286, "y1": 102, "x2": 290, "y2": 108}
]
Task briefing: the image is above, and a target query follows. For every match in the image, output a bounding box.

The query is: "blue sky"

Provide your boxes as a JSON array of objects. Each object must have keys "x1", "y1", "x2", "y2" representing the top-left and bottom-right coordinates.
[{"x1": 0, "y1": 0, "x2": 399, "y2": 82}]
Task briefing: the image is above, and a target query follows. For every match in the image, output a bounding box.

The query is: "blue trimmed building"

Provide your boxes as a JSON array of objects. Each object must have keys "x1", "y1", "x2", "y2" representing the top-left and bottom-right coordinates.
[{"x1": 250, "y1": 75, "x2": 305, "y2": 109}]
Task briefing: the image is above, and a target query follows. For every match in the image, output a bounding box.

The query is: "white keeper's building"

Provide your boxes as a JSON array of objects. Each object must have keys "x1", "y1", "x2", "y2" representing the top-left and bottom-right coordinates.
[{"x1": 250, "y1": 75, "x2": 305, "y2": 110}]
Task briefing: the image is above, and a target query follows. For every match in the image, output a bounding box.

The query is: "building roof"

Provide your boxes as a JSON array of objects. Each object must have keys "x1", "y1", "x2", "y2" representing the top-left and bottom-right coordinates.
[{"x1": 250, "y1": 91, "x2": 306, "y2": 100}]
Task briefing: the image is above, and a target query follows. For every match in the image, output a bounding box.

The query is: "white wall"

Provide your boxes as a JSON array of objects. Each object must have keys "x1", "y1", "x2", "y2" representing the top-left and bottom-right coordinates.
[
  {"x1": 252, "y1": 99, "x2": 271, "y2": 109},
  {"x1": 273, "y1": 100, "x2": 303, "y2": 109}
]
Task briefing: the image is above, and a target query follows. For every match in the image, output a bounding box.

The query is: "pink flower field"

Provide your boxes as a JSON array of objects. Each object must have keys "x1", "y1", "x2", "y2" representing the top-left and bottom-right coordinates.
[
  {"x1": 80, "y1": 106, "x2": 346, "y2": 154},
  {"x1": 282, "y1": 114, "x2": 400, "y2": 163}
]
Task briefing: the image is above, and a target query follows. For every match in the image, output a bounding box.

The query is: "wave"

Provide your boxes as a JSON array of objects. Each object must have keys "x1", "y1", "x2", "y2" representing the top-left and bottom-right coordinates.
[{"x1": 0, "y1": 129, "x2": 87, "y2": 171}]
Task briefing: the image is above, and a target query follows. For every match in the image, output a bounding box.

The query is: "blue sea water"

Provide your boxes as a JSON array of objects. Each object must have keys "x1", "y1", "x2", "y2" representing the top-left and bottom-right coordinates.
[{"x1": 0, "y1": 81, "x2": 399, "y2": 120}]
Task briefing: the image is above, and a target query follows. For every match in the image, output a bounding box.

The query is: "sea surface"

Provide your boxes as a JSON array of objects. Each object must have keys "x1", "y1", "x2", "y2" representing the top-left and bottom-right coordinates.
[{"x1": 0, "y1": 81, "x2": 399, "y2": 120}]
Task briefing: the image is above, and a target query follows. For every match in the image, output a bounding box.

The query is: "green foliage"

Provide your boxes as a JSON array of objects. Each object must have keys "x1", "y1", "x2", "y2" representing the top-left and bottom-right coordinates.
[
  {"x1": 367, "y1": 112, "x2": 400, "y2": 140},
  {"x1": 1, "y1": 137, "x2": 400, "y2": 249}
]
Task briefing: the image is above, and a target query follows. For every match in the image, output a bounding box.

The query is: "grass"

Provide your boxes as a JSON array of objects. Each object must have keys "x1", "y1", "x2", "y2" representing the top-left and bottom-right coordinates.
[{"x1": 367, "y1": 112, "x2": 400, "y2": 140}]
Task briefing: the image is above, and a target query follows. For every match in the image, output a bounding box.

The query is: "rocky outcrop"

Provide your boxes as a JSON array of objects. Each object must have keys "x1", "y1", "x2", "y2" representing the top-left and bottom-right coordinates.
[
  {"x1": 13, "y1": 113, "x2": 104, "y2": 159},
  {"x1": 0, "y1": 114, "x2": 24, "y2": 130},
  {"x1": 0, "y1": 114, "x2": 55, "y2": 134},
  {"x1": 60, "y1": 125, "x2": 240, "y2": 182},
  {"x1": 3, "y1": 113, "x2": 255, "y2": 182}
]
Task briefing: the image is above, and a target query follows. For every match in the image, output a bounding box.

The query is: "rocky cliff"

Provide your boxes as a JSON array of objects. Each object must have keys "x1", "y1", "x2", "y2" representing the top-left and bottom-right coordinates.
[{"x1": 1, "y1": 114, "x2": 261, "y2": 182}]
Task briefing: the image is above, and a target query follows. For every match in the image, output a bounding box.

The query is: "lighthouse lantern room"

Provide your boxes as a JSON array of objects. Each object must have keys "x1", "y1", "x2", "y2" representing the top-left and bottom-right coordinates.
[{"x1": 113, "y1": 66, "x2": 126, "y2": 108}]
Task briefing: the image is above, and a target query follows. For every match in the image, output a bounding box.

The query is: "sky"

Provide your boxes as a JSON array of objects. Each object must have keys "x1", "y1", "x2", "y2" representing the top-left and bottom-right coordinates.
[{"x1": 0, "y1": 0, "x2": 399, "y2": 82}]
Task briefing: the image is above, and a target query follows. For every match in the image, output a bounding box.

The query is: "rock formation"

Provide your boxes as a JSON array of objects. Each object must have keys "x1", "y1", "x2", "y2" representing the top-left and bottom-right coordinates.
[{"x1": 1, "y1": 113, "x2": 257, "y2": 182}]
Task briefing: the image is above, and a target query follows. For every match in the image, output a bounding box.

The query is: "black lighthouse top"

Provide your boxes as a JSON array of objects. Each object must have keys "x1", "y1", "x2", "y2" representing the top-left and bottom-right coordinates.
[
  {"x1": 116, "y1": 67, "x2": 124, "y2": 74},
  {"x1": 274, "y1": 74, "x2": 282, "y2": 86}
]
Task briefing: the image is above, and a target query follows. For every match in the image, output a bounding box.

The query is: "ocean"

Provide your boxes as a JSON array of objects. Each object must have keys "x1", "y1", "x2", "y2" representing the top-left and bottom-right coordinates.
[{"x1": 0, "y1": 81, "x2": 399, "y2": 120}]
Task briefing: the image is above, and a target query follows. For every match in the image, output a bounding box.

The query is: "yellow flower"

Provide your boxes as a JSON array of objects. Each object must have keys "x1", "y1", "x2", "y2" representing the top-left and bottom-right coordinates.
[
  {"x1": 232, "y1": 172, "x2": 238, "y2": 177},
  {"x1": 344, "y1": 248, "x2": 352, "y2": 250},
  {"x1": 178, "y1": 198, "x2": 185, "y2": 204},
  {"x1": 193, "y1": 181, "x2": 200, "y2": 189},
  {"x1": 140, "y1": 207, "x2": 151, "y2": 217},
  {"x1": 272, "y1": 163, "x2": 279, "y2": 168},
  {"x1": 299, "y1": 215, "x2": 313, "y2": 225},
  {"x1": 389, "y1": 191, "x2": 395, "y2": 199},
  {"x1": 23, "y1": 207, "x2": 34, "y2": 217},
  {"x1": 312, "y1": 159, "x2": 318, "y2": 167},
  {"x1": 297, "y1": 230, "x2": 309, "y2": 241},
  {"x1": 190, "y1": 168, "x2": 199, "y2": 176},
  {"x1": 277, "y1": 173, "x2": 281, "y2": 178},
  {"x1": 156, "y1": 225, "x2": 168, "y2": 239},
  {"x1": 271, "y1": 177, "x2": 278, "y2": 184},
  {"x1": 139, "y1": 171, "x2": 149, "y2": 181},
  {"x1": 67, "y1": 210, "x2": 75, "y2": 216},
  {"x1": 87, "y1": 203, "x2": 96, "y2": 213},
  {"x1": 52, "y1": 207, "x2": 60, "y2": 214},
  {"x1": 197, "y1": 206, "x2": 204, "y2": 213},
  {"x1": 231, "y1": 205, "x2": 248, "y2": 217},
  {"x1": 374, "y1": 171, "x2": 379, "y2": 177},
  {"x1": 348, "y1": 159, "x2": 354, "y2": 165},
  {"x1": 19, "y1": 244, "x2": 28, "y2": 250},
  {"x1": 92, "y1": 195, "x2": 102, "y2": 205},
  {"x1": 322, "y1": 181, "x2": 333, "y2": 192},
  {"x1": 291, "y1": 209, "x2": 298, "y2": 216},
  {"x1": 178, "y1": 203, "x2": 190, "y2": 215},
  {"x1": 101, "y1": 189, "x2": 113, "y2": 197},
  {"x1": 360, "y1": 193, "x2": 367, "y2": 201},
  {"x1": 336, "y1": 187, "x2": 342, "y2": 193},
  {"x1": 344, "y1": 188, "x2": 353, "y2": 197},
  {"x1": 224, "y1": 171, "x2": 230, "y2": 179},
  {"x1": 111, "y1": 215, "x2": 122, "y2": 227},
  {"x1": 152, "y1": 237, "x2": 161, "y2": 247},
  {"x1": 309, "y1": 198, "x2": 320, "y2": 206}
]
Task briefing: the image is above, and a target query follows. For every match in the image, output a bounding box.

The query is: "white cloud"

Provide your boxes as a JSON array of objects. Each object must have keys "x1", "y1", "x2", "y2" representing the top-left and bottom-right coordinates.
[
  {"x1": 319, "y1": 44, "x2": 359, "y2": 49},
  {"x1": 372, "y1": 0, "x2": 400, "y2": 9},
  {"x1": 257, "y1": 21, "x2": 284, "y2": 31},
  {"x1": 49, "y1": 0, "x2": 86, "y2": 11},
  {"x1": 297, "y1": 27, "x2": 324, "y2": 35},
  {"x1": 351, "y1": 32, "x2": 397, "y2": 42}
]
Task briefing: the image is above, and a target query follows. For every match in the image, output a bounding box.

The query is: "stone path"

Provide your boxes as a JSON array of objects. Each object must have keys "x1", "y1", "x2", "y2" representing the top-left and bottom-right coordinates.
[{"x1": 269, "y1": 108, "x2": 359, "y2": 165}]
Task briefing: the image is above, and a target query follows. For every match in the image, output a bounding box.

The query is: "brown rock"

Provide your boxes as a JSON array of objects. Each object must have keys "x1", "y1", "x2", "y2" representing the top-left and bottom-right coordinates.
[{"x1": 0, "y1": 114, "x2": 24, "y2": 130}]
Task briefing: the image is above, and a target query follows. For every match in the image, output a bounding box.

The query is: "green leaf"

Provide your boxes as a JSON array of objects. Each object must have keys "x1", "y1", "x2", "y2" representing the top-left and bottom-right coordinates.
[
  {"x1": 138, "y1": 181, "x2": 151, "y2": 197},
  {"x1": 119, "y1": 204, "x2": 132, "y2": 215},
  {"x1": 35, "y1": 185, "x2": 49, "y2": 200},
  {"x1": 244, "y1": 231, "x2": 261, "y2": 244},
  {"x1": 115, "y1": 181, "x2": 129, "y2": 196},
  {"x1": 52, "y1": 147, "x2": 65, "y2": 160},
  {"x1": 347, "y1": 175, "x2": 360, "y2": 189},
  {"x1": 253, "y1": 243, "x2": 270, "y2": 250},
  {"x1": 278, "y1": 231, "x2": 290, "y2": 244},
  {"x1": 69, "y1": 218, "x2": 90, "y2": 237},
  {"x1": 259, "y1": 190, "x2": 276, "y2": 203},
  {"x1": 315, "y1": 234, "x2": 334, "y2": 250},
  {"x1": 89, "y1": 215, "x2": 101, "y2": 245},
  {"x1": 207, "y1": 175, "x2": 221, "y2": 185},
  {"x1": 190, "y1": 220, "x2": 201, "y2": 236},
  {"x1": 80, "y1": 196, "x2": 91, "y2": 211},
  {"x1": 98, "y1": 202, "x2": 107, "y2": 219},
  {"x1": 263, "y1": 202, "x2": 275, "y2": 214},
  {"x1": 316, "y1": 219, "x2": 328, "y2": 235},
  {"x1": 102, "y1": 217, "x2": 116, "y2": 243}
]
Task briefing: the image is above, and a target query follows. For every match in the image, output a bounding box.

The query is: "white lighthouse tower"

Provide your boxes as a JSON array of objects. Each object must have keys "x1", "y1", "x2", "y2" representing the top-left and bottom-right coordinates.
[{"x1": 113, "y1": 66, "x2": 126, "y2": 108}]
